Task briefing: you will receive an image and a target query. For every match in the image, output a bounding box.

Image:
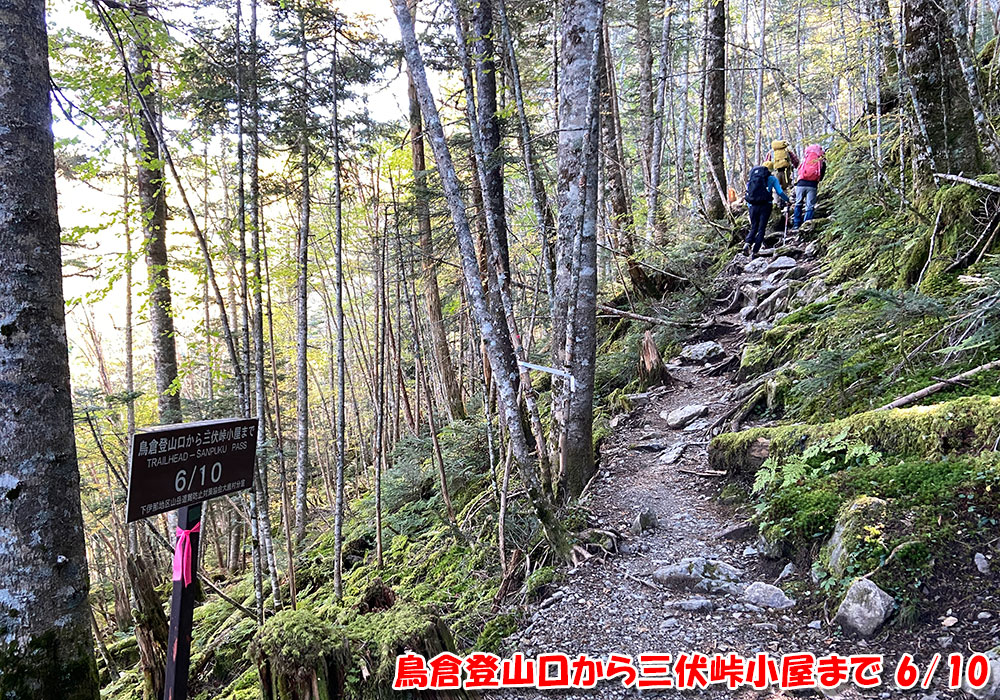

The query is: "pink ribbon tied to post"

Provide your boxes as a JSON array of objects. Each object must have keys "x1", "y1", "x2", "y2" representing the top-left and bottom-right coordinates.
[{"x1": 172, "y1": 522, "x2": 201, "y2": 587}]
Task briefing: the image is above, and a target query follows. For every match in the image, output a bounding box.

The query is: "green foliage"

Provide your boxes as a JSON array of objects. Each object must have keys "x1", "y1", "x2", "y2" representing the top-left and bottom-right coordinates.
[
  {"x1": 752, "y1": 431, "x2": 881, "y2": 496},
  {"x1": 710, "y1": 395, "x2": 1000, "y2": 478},
  {"x1": 475, "y1": 614, "x2": 517, "y2": 653}
]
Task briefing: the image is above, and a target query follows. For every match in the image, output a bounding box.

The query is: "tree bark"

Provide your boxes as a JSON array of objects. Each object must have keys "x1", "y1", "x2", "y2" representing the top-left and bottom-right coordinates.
[
  {"x1": 902, "y1": 0, "x2": 983, "y2": 178},
  {"x1": 944, "y1": 0, "x2": 1000, "y2": 167},
  {"x1": 332, "y1": 32, "x2": 348, "y2": 601},
  {"x1": 133, "y1": 2, "x2": 182, "y2": 425},
  {"x1": 295, "y1": 7, "x2": 311, "y2": 541},
  {"x1": 636, "y1": 0, "x2": 655, "y2": 193},
  {"x1": 704, "y1": 0, "x2": 728, "y2": 219},
  {"x1": 0, "y1": 1, "x2": 99, "y2": 694},
  {"x1": 551, "y1": 0, "x2": 603, "y2": 498},
  {"x1": 407, "y1": 60, "x2": 465, "y2": 420},
  {"x1": 473, "y1": 0, "x2": 511, "y2": 281},
  {"x1": 647, "y1": 2, "x2": 672, "y2": 240}
]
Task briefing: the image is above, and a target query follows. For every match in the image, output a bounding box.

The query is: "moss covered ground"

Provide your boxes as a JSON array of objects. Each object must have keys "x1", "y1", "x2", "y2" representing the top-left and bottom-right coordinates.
[{"x1": 717, "y1": 132, "x2": 1000, "y2": 621}]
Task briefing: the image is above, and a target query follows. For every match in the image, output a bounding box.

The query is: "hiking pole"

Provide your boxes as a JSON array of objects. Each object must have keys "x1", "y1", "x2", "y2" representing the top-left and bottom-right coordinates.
[{"x1": 783, "y1": 201, "x2": 790, "y2": 244}]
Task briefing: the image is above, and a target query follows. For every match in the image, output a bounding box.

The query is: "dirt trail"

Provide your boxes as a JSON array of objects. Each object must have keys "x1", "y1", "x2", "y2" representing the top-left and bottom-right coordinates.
[{"x1": 486, "y1": 242, "x2": 918, "y2": 700}]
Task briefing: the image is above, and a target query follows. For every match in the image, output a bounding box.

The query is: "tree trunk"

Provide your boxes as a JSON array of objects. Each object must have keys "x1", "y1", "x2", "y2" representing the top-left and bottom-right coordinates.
[
  {"x1": 902, "y1": 0, "x2": 983, "y2": 179},
  {"x1": 407, "y1": 61, "x2": 465, "y2": 420},
  {"x1": 473, "y1": 0, "x2": 511, "y2": 281},
  {"x1": 127, "y1": 4, "x2": 178, "y2": 691},
  {"x1": 295, "y1": 8, "x2": 311, "y2": 541},
  {"x1": 755, "y1": 0, "x2": 766, "y2": 163},
  {"x1": 391, "y1": 0, "x2": 567, "y2": 554},
  {"x1": 648, "y1": 2, "x2": 672, "y2": 240},
  {"x1": 551, "y1": 0, "x2": 603, "y2": 498},
  {"x1": 332, "y1": 33, "x2": 348, "y2": 601},
  {"x1": 636, "y1": 0, "x2": 655, "y2": 193},
  {"x1": 0, "y1": 1, "x2": 99, "y2": 694},
  {"x1": 599, "y1": 29, "x2": 657, "y2": 297},
  {"x1": 945, "y1": 0, "x2": 1000, "y2": 167},
  {"x1": 133, "y1": 2, "x2": 181, "y2": 425},
  {"x1": 704, "y1": 0, "x2": 728, "y2": 219}
]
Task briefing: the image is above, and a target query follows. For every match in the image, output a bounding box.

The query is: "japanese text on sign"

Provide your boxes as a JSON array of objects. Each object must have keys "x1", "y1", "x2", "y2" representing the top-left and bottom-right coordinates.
[
  {"x1": 392, "y1": 651, "x2": 991, "y2": 692},
  {"x1": 125, "y1": 417, "x2": 258, "y2": 522}
]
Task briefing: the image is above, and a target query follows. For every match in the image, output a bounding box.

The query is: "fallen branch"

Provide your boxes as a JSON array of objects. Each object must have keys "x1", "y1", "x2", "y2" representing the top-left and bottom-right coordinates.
[
  {"x1": 861, "y1": 540, "x2": 921, "y2": 581},
  {"x1": 933, "y1": 172, "x2": 1000, "y2": 194},
  {"x1": 679, "y1": 468, "x2": 727, "y2": 477},
  {"x1": 598, "y1": 304, "x2": 696, "y2": 328},
  {"x1": 876, "y1": 359, "x2": 1000, "y2": 411},
  {"x1": 624, "y1": 570, "x2": 664, "y2": 591},
  {"x1": 945, "y1": 212, "x2": 1000, "y2": 273}
]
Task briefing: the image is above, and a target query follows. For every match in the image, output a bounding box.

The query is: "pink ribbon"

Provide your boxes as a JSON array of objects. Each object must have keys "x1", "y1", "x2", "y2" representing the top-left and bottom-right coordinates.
[{"x1": 171, "y1": 522, "x2": 201, "y2": 587}]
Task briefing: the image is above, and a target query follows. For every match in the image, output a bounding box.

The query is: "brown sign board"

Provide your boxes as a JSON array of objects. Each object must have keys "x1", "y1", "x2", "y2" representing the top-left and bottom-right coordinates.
[{"x1": 125, "y1": 417, "x2": 258, "y2": 523}]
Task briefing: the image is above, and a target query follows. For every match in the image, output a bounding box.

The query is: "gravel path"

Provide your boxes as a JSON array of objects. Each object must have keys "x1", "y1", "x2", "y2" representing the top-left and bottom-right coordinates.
[
  {"x1": 490, "y1": 349, "x2": 843, "y2": 699},
  {"x1": 484, "y1": 248, "x2": 952, "y2": 699}
]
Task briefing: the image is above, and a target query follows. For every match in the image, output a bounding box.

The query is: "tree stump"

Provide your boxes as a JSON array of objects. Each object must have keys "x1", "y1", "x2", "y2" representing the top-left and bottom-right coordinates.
[
  {"x1": 638, "y1": 330, "x2": 670, "y2": 387},
  {"x1": 253, "y1": 608, "x2": 346, "y2": 700}
]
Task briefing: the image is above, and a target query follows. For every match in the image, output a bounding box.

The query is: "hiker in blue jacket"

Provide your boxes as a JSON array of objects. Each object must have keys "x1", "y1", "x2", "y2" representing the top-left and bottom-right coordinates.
[{"x1": 742, "y1": 161, "x2": 790, "y2": 258}]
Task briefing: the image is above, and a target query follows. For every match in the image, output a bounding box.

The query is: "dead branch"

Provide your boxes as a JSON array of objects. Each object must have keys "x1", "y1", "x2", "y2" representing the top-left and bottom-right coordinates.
[
  {"x1": 678, "y1": 468, "x2": 727, "y2": 477},
  {"x1": 933, "y1": 172, "x2": 1000, "y2": 194},
  {"x1": 877, "y1": 359, "x2": 1000, "y2": 411}
]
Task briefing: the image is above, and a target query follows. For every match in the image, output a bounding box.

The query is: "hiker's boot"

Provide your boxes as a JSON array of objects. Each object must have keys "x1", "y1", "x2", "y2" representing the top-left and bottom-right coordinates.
[{"x1": 741, "y1": 243, "x2": 751, "y2": 257}]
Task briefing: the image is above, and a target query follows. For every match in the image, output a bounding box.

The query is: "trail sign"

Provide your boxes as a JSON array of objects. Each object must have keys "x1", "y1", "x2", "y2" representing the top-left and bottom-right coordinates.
[
  {"x1": 126, "y1": 416, "x2": 258, "y2": 700},
  {"x1": 125, "y1": 417, "x2": 258, "y2": 523}
]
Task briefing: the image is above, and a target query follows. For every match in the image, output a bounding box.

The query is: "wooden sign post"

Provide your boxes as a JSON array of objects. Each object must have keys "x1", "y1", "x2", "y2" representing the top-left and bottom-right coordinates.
[{"x1": 125, "y1": 417, "x2": 258, "y2": 700}]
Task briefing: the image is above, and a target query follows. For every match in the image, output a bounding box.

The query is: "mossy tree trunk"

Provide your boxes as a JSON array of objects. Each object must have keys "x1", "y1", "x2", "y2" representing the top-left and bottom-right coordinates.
[
  {"x1": 0, "y1": 0, "x2": 99, "y2": 696},
  {"x1": 902, "y1": 0, "x2": 983, "y2": 183}
]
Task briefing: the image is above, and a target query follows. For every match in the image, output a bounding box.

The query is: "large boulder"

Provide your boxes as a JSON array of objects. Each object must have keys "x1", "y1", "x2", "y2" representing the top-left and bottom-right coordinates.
[
  {"x1": 833, "y1": 578, "x2": 894, "y2": 637},
  {"x1": 662, "y1": 404, "x2": 708, "y2": 429},
  {"x1": 765, "y1": 255, "x2": 798, "y2": 272},
  {"x1": 756, "y1": 284, "x2": 791, "y2": 318},
  {"x1": 823, "y1": 496, "x2": 889, "y2": 578},
  {"x1": 679, "y1": 341, "x2": 725, "y2": 363},
  {"x1": 741, "y1": 582, "x2": 795, "y2": 609},
  {"x1": 653, "y1": 557, "x2": 744, "y2": 595}
]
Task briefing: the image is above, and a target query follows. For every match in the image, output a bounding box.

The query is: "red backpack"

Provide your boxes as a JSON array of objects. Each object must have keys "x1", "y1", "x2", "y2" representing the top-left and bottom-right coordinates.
[{"x1": 799, "y1": 144, "x2": 824, "y2": 181}]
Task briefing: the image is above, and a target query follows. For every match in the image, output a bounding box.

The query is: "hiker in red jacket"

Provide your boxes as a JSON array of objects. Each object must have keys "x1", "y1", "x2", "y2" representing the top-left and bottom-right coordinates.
[{"x1": 792, "y1": 144, "x2": 827, "y2": 229}]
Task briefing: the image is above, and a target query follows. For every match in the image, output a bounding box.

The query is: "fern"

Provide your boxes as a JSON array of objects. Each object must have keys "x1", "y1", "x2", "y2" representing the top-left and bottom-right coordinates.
[{"x1": 752, "y1": 437, "x2": 883, "y2": 498}]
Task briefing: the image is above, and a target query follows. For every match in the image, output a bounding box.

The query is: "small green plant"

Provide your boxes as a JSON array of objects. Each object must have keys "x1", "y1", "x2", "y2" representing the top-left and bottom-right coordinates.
[{"x1": 752, "y1": 432, "x2": 881, "y2": 496}]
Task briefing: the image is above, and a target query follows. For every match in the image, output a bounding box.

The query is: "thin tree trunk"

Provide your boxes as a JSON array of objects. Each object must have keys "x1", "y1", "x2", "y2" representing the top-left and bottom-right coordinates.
[
  {"x1": 551, "y1": 0, "x2": 603, "y2": 498},
  {"x1": 473, "y1": 0, "x2": 512, "y2": 281},
  {"x1": 648, "y1": 2, "x2": 672, "y2": 240},
  {"x1": 392, "y1": 0, "x2": 567, "y2": 553},
  {"x1": 406, "y1": 51, "x2": 464, "y2": 420},
  {"x1": 294, "y1": 7, "x2": 311, "y2": 541},
  {"x1": 704, "y1": 0, "x2": 728, "y2": 219},
  {"x1": 636, "y1": 0, "x2": 655, "y2": 192},
  {"x1": 332, "y1": 31, "x2": 349, "y2": 601},
  {"x1": 132, "y1": 3, "x2": 182, "y2": 426},
  {"x1": 755, "y1": 0, "x2": 766, "y2": 163}
]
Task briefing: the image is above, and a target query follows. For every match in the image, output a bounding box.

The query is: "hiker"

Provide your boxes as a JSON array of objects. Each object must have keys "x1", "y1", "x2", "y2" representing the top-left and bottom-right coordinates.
[
  {"x1": 766, "y1": 139, "x2": 800, "y2": 191},
  {"x1": 742, "y1": 161, "x2": 790, "y2": 258},
  {"x1": 792, "y1": 144, "x2": 827, "y2": 229}
]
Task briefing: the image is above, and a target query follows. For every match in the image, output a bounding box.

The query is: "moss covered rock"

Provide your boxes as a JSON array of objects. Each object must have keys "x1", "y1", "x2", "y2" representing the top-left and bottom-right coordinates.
[
  {"x1": 822, "y1": 496, "x2": 889, "y2": 578},
  {"x1": 709, "y1": 395, "x2": 1000, "y2": 478}
]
